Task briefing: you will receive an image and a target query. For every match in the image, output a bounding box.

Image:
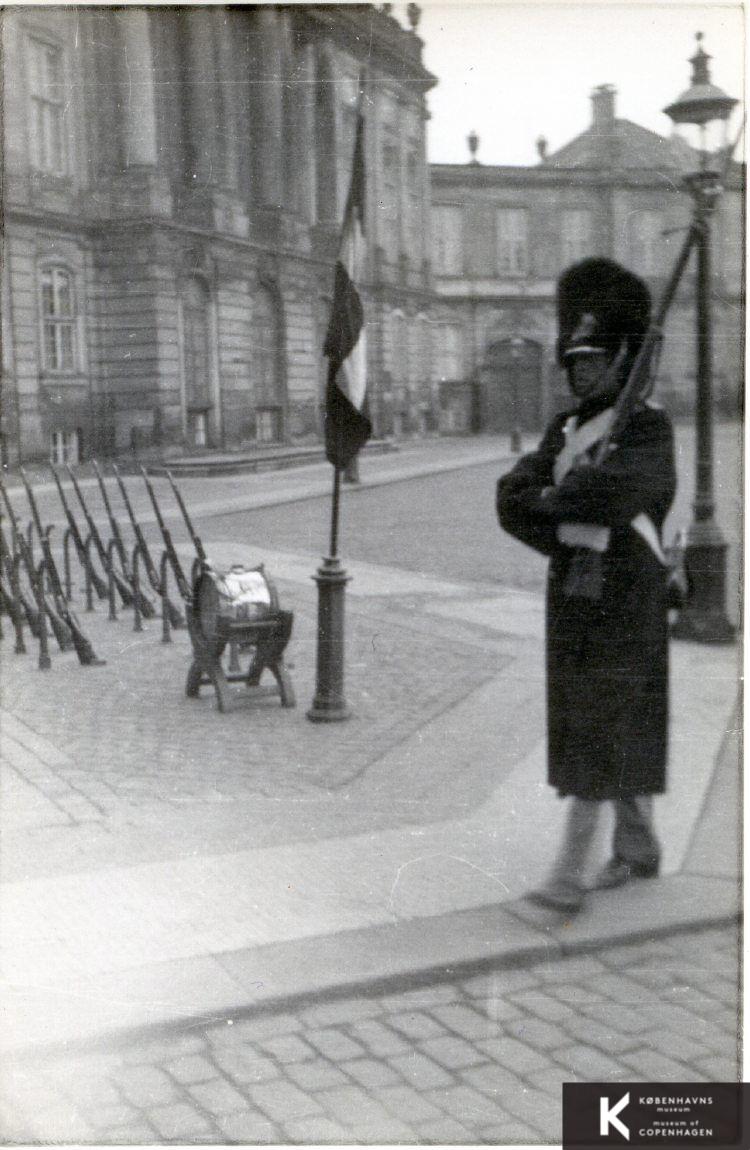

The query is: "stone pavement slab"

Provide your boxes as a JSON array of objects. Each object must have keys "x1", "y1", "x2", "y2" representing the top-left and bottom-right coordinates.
[{"x1": 1, "y1": 924, "x2": 739, "y2": 1145}]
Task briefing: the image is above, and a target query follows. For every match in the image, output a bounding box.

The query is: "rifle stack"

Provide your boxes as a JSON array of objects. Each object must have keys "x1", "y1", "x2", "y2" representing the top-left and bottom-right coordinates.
[{"x1": 0, "y1": 462, "x2": 206, "y2": 672}]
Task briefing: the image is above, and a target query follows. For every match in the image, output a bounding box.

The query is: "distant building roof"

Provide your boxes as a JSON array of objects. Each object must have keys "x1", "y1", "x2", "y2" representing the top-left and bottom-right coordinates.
[{"x1": 545, "y1": 116, "x2": 695, "y2": 173}]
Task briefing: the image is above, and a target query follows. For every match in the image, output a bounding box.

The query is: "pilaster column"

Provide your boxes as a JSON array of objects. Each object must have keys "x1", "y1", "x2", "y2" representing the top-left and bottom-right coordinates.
[
  {"x1": 257, "y1": 7, "x2": 284, "y2": 208},
  {"x1": 182, "y1": 8, "x2": 219, "y2": 184},
  {"x1": 215, "y1": 15, "x2": 240, "y2": 191},
  {"x1": 297, "y1": 42, "x2": 317, "y2": 223},
  {"x1": 115, "y1": 9, "x2": 158, "y2": 166}
]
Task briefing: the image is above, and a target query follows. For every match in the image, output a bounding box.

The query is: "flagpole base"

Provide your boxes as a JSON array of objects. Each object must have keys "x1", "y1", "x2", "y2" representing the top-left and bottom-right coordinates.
[{"x1": 307, "y1": 556, "x2": 352, "y2": 723}]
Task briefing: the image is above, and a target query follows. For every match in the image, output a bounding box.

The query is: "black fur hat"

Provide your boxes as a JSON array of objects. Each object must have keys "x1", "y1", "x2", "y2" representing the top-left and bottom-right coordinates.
[{"x1": 556, "y1": 258, "x2": 651, "y2": 371}]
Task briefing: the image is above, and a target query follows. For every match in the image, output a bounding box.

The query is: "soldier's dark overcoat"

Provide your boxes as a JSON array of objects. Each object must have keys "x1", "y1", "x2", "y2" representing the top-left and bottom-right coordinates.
[{"x1": 496, "y1": 395, "x2": 676, "y2": 801}]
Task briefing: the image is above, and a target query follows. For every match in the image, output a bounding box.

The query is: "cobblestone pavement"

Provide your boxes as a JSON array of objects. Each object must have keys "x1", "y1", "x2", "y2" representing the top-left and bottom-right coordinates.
[{"x1": 1, "y1": 925, "x2": 738, "y2": 1145}]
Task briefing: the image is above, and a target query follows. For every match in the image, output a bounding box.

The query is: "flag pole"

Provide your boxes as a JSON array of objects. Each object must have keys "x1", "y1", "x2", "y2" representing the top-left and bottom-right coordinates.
[
  {"x1": 307, "y1": 78, "x2": 369, "y2": 724},
  {"x1": 307, "y1": 386, "x2": 351, "y2": 724}
]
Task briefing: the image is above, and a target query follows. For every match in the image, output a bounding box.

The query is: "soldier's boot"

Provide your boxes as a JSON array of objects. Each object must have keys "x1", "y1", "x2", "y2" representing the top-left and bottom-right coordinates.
[{"x1": 527, "y1": 798, "x2": 600, "y2": 913}]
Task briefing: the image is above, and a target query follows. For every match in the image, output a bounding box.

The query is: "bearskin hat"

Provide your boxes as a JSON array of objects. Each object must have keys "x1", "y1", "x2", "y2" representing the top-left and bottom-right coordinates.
[{"x1": 556, "y1": 258, "x2": 651, "y2": 371}]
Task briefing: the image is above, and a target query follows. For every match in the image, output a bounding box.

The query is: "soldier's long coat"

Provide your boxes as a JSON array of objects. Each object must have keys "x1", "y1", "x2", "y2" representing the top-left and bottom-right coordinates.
[{"x1": 496, "y1": 396, "x2": 676, "y2": 801}]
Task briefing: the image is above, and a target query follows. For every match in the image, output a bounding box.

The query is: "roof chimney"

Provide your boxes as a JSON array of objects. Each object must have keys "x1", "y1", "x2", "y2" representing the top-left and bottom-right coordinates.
[
  {"x1": 591, "y1": 84, "x2": 616, "y2": 130},
  {"x1": 536, "y1": 135, "x2": 548, "y2": 162}
]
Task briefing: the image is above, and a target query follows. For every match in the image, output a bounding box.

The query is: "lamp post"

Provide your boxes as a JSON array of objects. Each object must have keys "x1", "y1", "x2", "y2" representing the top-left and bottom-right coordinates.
[
  {"x1": 664, "y1": 33, "x2": 738, "y2": 643},
  {"x1": 509, "y1": 337, "x2": 524, "y2": 454}
]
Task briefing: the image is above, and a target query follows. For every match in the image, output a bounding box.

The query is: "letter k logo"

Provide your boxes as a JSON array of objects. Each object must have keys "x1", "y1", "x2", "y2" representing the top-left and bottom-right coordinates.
[{"x1": 600, "y1": 1092, "x2": 630, "y2": 1140}]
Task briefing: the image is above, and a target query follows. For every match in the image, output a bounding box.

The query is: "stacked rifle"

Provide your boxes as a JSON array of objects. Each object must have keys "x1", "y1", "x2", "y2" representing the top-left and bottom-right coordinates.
[{"x1": 0, "y1": 462, "x2": 205, "y2": 671}]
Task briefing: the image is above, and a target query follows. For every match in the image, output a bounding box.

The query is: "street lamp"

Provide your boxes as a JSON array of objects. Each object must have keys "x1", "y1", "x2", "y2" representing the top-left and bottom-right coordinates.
[
  {"x1": 664, "y1": 33, "x2": 738, "y2": 643},
  {"x1": 509, "y1": 336, "x2": 524, "y2": 453}
]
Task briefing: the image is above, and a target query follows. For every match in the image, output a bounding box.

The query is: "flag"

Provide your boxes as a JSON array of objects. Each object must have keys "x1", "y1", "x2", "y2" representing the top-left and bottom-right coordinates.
[{"x1": 323, "y1": 112, "x2": 372, "y2": 469}]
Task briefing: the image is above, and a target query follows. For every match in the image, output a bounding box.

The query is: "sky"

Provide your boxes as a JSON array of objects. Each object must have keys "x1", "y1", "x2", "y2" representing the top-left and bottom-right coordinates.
[{"x1": 394, "y1": 0, "x2": 746, "y2": 165}]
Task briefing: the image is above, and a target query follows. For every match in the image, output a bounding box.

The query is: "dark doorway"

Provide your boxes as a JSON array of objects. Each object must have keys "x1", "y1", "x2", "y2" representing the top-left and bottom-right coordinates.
[{"x1": 479, "y1": 337, "x2": 543, "y2": 433}]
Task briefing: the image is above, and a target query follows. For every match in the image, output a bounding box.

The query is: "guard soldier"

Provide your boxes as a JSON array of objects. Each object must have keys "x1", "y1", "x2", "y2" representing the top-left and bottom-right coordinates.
[{"x1": 496, "y1": 258, "x2": 676, "y2": 913}]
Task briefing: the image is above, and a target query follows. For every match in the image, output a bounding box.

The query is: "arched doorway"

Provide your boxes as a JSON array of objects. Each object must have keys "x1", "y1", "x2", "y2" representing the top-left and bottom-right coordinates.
[{"x1": 479, "y1": 337, "x2": 543, "y2": 433}]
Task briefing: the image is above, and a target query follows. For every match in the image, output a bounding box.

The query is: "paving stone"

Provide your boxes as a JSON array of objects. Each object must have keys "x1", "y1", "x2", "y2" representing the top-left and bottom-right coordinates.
[
  {"x1": 28, "y1": 1103, "x2": 97, "y2": 1143},
  {"x1": 85, "y1": 1102, "x2": 141, "y2": 1130},
  {"x1": 586, "y1": 972, "x2": 654, "y2": 1005},
  {"x1": 637, "y1": 1027, "x2": 715, "y2": 1064},
  {"x1": 476, "y1": 1035, "x2": 550, "y2": 1074},
  {"x1": 348, "y1": 1018, "x2": 411, "y2": 1057},
  {"x1": 620, "y1": 1048, "x2": 703, "y2": 1080},
  {"x1": 164, "y1": 1054, "x2": 217, "y2": 1084},
  {"x1": 257, "y1": 1033, "x2": 316, "y2": 1064},
  {"x1": 285, "y1": 1058, "x2": 351, "y2": 1091},
  {"x1": 425, "y1": 1083, "x2": 508, "y2": 1124},
  {"x1": 249, "y1": 1080, "x2": 324, "y2": 1123},
  {"x1": 633, "y1": 1002, "x2": 728, "y2": 1040},
  {"x1": 468, "y1": 994, "x2": 524, "y2": 1024},
  {"x1": 526, "y1": 1066, "x2": 568, "y2": 1098},
  {"x1": 205, "y1": 1013, "x2": 302, "y2": 1045},
  {"x1": 283, "y1": 1115, "x2": 355, "y2": 1143},
  {"x1": 187, "y1": 1077, "x2": 249, "y2": 1115},
  {"x1": 477, "y1": 1118, "x2": 543, "y2": 1143},
  {"x1": 210, "y1": 1049, "x2": 280, "y2": 1084},
  {"x1": 420, "y1": 1034, "x2": 487, "y2": 1070},
  {"x1": 148, "y1": 1101, "x2": 215, "y2": 1139},
  {"x1": 389, "y1": 1051, "x2": 454, "y2": 1090},
  {"x1": 506, "y1": 1015, "x2": 569, "y2": 1051},
  {"x1": 580, "y1": 1001, "x2": 655, "y2": 1034},
  {"x1": 317, "y1": 1085, "x2": 392, "y2": 1127},
  {"x1": 509, "y1": 990, "x2": 576, "y2": 1023},
  {"x1": 692, "y1": 1055, "x2": 740, "y2": 1080},
  {"x1": 623, "y1": 966, "x2": 683, "y2": 990},
  {"x1": 215, "y1": 1110, "x2": 280, "y2": 1143},
  {"x1": 112, "y1": 1064, "x2": 179, "y2": 1106},
  {"x1": 299, "y1": 997, "x2": 385, "y2": 1027},
  {"x1": 341, "y1": 1057, "x2": 402, "y2": 1088},
  {"x1": 429, "y1": 1001, "x2": 496, "y2": 1039},
  {"x1": 387, "y1": 1010, "x2": 447, "y2": 1041},
  {"x1": 418, "y1": 1117, "x2": 475, "y2": 1143},
  {"x1": 460, "y1": 1062, "x2": 529, "y2": 1100},
  {"x1": 547, "y1": 982, "x2": 603, "y2": 1005},
  {"x1": 378, "y1": 1084, "x2": 445, "y2": 1125},
  {"x1": 305, "y1": 1027, "x2": 366, "y2": 1061},
  {"x1": 553, "y1": 1044, "x2": 629, "y2": 1079},
  {"x1": 502, "y1": 1085, "x2": 562, "y2": 1140},
  {"x1": 563, "y1": 1013, "x2": 642, "y2": 1054}
]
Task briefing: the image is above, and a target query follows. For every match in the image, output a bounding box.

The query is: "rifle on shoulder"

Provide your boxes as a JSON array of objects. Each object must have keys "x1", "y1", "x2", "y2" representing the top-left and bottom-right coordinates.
[
  {"x1": 113, "y1": 464, "x2": 185, "y2": 628},
  {"x1": 17, "y1": 469, "x2": 104, "y2": 665},
  {"x1": 140, "y1": 467, "x2": 191, "y2": 602}
]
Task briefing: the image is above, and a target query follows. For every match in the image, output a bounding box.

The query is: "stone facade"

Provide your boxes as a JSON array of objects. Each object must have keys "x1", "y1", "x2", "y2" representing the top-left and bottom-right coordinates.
[
  {"x1": 1, "y1": 5, "x2": 435, "y2": 464},
  {"x1": 2, "y1": 10, "x2": 743, "y2": 465},
  {"x1": 430, "y1": 86, "x2": 744, "y2": 432}
]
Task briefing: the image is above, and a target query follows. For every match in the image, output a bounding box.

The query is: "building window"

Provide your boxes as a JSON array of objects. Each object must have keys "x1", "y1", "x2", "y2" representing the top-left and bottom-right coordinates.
[
  {"x1": 561, "y1": 209, "x2": 592, "y2": 266},
  {"x1": 50, "y1": 428, "x2": 80, "y2": 466},
  {"x1": 40, "y1": 267, "x2": 76, "y2": 372},
  {"x1": 27, "y1": 38, "x2": 66, "y2": 175},
  {"x1": 630, "y1": 211, "x2": 663, "y2": 276},
  {"x1": 496, "y1": 208, "x2": 529, "y2": 275},
  {"x1": 439, "y1": 324, "x2": 464, "y2": 380},
  {"x1": 433, "y1": 206, "x2": 463, "y2": 275}
]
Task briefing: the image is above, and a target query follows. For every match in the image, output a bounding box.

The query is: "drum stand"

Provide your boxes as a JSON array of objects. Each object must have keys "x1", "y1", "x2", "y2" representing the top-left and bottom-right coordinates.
[{"x1": 185, "y1": 606, "x2": 296, "y2": 713}]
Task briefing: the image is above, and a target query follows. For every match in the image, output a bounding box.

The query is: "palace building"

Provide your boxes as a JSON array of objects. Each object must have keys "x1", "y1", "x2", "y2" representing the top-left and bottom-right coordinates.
[
  {"x1": 1, "y1": 4, "x2": 435, "y2": 465},
  {"x1": 430, "y1": 85, "x2": 744, "y2": 434},
  {"x1": 1, "y1": 8, "x2": 743, "y2": 465}
]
